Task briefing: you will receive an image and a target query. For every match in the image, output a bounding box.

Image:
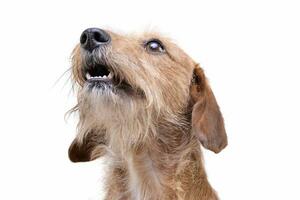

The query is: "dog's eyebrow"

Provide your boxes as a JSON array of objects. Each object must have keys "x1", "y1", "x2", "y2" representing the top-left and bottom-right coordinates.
[{"x1": 143, "y1": 38, "x2": 164, "y2": 44}]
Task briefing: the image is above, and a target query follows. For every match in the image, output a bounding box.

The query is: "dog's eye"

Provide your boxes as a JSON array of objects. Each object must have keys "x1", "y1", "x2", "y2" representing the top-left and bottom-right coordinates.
[{"x1": 145, "y1": 39, "x2": 165, "y2": 54}]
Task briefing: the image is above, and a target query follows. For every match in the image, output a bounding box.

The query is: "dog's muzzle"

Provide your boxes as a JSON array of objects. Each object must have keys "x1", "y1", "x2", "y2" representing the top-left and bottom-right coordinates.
[
  {"x1": 79, "y1": 28, "x2": 116, "y2": 89},
  {"x1": 78, "y1": 28, "x2": 141, "y2": 95}
]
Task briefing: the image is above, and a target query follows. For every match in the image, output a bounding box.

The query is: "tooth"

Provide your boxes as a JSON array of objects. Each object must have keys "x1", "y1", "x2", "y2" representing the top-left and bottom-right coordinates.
[
  {"x1": 103, "y1": 75, "x2": 107, "y2": 78},
  {"x1": 108, "y1": 73, "x2": 112, "y2": 79},
  {"x1": 86, "y1": 73, "x2": 91, "y2": 79}
]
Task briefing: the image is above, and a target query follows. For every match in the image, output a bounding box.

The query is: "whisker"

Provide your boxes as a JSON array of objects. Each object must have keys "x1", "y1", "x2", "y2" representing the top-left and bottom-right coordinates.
[{"x1": 52, "y1": 67, "x2": 72, "y2": 89}]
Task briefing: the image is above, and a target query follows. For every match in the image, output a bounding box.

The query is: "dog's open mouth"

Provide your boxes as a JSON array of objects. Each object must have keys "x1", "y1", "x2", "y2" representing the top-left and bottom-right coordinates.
[
  {"x1": 83, "y1": 63, "x2": 134, "y2": 92},
  {"x1": 84, "y1": 63, "x2": 113, "y2": 83}
]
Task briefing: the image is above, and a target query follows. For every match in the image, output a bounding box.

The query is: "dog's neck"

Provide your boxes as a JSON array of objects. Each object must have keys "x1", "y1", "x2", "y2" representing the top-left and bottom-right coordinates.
[{"x1": 106, "y1": 118, "x2": 218, "y2": 200}]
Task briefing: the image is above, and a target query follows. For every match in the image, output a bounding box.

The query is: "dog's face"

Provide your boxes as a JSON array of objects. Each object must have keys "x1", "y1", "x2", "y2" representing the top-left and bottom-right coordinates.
[{"x1": 69, "y1": 28, "x2": 227, "y2": 162}]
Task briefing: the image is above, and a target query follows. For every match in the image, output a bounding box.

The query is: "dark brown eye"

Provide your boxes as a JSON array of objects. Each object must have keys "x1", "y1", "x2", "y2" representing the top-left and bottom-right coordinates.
[{"x1": 145, "y1": 39, "x2": 165, "y2": 54}]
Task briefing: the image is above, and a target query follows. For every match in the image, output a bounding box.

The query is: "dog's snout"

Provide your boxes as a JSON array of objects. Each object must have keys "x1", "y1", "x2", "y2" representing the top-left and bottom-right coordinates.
[{"x1": 80, "y1": 28, "x2": 110, "y2": 51}]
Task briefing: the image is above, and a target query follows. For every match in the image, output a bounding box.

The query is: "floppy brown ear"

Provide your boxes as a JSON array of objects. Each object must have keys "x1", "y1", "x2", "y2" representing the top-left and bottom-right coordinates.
[
  {"x1": 190, "y1": 66, "x2": 227, "y2": 153},
  {"x1": 68, "y1": 130, "x2": 106, "y2": 162}
]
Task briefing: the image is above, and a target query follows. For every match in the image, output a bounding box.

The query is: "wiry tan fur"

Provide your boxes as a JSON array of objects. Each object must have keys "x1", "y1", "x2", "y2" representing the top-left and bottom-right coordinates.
[{"x1": 68, "y1": 30, "x2": 227, "y2": 200}]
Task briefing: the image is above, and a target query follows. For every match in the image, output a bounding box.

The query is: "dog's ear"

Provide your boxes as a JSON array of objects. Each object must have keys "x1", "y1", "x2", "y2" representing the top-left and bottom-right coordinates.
[
  {"x1": 190, "y1": 66, "x2": 227, "y2": 153},
  {"x1": 68, "y1": 130, "x2": 106, "y2": 162}
]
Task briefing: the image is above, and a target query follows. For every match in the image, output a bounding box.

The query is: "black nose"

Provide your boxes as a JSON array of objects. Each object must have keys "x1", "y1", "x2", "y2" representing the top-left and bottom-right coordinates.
[{"x1": 80, "y1": 28, "x2": 110, "y2": 51}]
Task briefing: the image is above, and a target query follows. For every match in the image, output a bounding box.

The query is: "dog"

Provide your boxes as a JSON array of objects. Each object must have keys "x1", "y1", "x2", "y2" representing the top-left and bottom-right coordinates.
[{"x1": 68, "y1": 28, "x2": 227, "y2": 200}]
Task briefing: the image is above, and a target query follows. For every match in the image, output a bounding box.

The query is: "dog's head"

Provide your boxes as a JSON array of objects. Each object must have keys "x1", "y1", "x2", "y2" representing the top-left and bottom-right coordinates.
[{"x1": 69, "y1": 28, "x2": 227, "y2": 162}]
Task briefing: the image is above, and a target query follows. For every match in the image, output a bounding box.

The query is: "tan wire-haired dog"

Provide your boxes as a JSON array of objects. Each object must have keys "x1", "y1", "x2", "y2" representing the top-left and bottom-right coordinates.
[{"x1": 68, "y1": 28, "x2": 227, "y2": 200}]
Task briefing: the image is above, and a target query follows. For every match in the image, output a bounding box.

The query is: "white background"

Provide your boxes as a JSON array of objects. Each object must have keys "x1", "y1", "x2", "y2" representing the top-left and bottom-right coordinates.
[{"x1": 0, "y1": 0, "x2": 299, "y2": 199}]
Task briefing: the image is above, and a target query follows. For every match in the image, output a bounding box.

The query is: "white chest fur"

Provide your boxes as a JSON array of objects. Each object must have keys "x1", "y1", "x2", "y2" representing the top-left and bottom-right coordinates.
[
  {"x1": 127, "y1": 153, "x2": 162, "y2": 200},
  {"x1": 127, "y1": 155, "x2": 142, "y2": 200}
]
